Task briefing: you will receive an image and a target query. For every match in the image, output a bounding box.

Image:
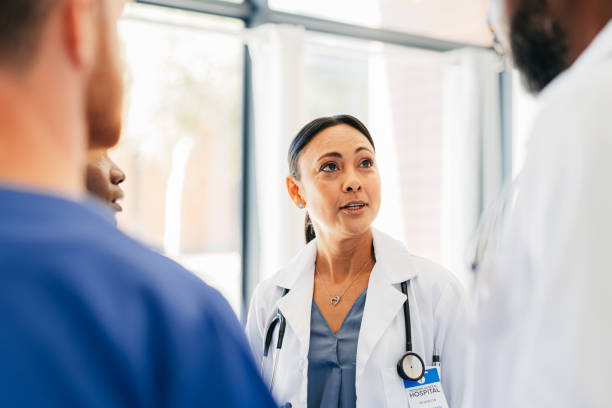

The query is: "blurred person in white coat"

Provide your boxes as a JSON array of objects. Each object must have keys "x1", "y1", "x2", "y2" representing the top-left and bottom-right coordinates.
[
  {"x1": 467, "y1": 0, "x2": 612, "y2": 407},
  {"x1": 247, "y1": 115, "x2": 468, "y2": 408}
]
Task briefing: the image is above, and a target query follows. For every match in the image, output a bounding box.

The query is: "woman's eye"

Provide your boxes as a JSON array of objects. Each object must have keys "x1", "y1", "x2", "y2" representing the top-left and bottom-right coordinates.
[
  {"x1": 360, "y1": 159, "x2": 373, "y2": 168},
  {"x1": 321, "y1": 162, "x2": 338, "y2": 172}
]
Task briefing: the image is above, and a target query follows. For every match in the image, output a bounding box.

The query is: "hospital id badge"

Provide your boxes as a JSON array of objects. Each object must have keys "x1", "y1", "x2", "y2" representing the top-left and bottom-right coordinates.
[{"x1": 403, "y1": 366, "x2": 449, "y2": 408}]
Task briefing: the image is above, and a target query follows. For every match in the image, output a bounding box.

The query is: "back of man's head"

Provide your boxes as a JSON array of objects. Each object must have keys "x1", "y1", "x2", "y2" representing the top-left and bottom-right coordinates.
[
  {"x1": 0, "y1": 1, "x2": 60, "y2": 69},
  {"x1": 0, "y1": 0, "x2": 125, "y2": 149},
  {"x1": 0, "y1": 0, "x2": 126, "y2": 195}
]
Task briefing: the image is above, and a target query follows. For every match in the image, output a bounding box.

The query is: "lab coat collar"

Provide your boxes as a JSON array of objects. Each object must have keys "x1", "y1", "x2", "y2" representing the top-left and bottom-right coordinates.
[
  {"x1": 272, "y1": 228, "x2": 418, "y2": 358},
  {"x1": 273, "y1": 238, "x2": 317, "y2": 290},
  {"x1": 274, "y1": 239, "x2": 317, "y2": 355},
  {"x1": 371, "y1": 228, "x2": 418, "y2": 283},
  {"x1": 570, "y1": 19, "x2": 612, "y2": 72},
  {"x1": 272, "y1": 228, "x2": 418, "y2": 289}
]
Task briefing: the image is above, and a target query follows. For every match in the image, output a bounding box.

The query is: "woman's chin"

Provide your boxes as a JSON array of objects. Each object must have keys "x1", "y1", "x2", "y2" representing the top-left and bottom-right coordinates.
[{"x1": 340, "y1": 220, "x2": 373, "y2": 237}]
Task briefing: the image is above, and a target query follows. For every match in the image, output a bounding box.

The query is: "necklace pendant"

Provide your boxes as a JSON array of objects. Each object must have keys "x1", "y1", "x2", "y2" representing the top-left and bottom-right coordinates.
[{"x1": 330, "y1": 296, "x2": 341, "y2": 306}]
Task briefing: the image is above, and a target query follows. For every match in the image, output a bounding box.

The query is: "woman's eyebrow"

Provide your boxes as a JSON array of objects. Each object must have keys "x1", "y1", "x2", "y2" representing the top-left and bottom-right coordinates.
[
  {"x1": 316, "y1": 146, "x2": 373, "y2": 162},
  {"x1": 316, "y1": 152, "x2": 342, "y2": 161},
  {"x1": 355, "y1": 146, "x2": 373, "y2": 154}
]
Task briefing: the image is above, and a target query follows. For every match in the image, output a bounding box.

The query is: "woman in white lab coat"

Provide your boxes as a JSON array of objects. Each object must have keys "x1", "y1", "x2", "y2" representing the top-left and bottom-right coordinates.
[{"x1": 247, "y1": 115, "x2": 468, "y2": 408}]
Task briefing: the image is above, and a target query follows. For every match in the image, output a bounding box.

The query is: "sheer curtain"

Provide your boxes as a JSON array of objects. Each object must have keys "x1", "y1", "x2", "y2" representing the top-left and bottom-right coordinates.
[{"x1": 441, "y1": 48, "x2": 502, "y2": 288}]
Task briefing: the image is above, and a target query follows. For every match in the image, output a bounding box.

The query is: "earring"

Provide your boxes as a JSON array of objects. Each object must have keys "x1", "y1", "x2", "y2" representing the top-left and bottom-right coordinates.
[{"x1": 298, "y1": 202, "x2": 305, "y2": 209}]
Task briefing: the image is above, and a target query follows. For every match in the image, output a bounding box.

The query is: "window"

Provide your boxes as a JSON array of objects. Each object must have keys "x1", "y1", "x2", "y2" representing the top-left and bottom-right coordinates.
[
  {"x1": 270, "y1": 0, "x2": 493, "y2": 46},
  {"x1": 111, "y1": 0, "x2": 504, "y2": 305},
  {"x1": 114, "y1": 3, "x2": 245, "y2": 314}
]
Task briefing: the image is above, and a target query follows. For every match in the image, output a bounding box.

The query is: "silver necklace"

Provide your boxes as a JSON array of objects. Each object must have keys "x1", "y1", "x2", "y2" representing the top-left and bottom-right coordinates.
[{"x1": 316, "y1": 257, "x2": 373, "y2": 306}]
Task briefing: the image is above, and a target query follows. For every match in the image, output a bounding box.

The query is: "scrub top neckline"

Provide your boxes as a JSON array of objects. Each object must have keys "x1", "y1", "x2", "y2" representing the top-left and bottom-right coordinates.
[{"x1": 312, "y1": 288, "x2": 368, "y2": 337}]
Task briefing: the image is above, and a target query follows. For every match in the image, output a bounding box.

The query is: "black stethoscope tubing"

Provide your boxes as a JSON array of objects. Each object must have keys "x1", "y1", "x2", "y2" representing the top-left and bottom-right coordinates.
[
  {"x1": 401, "y1": 281, "x2": 412, "y2": 352},
  {"x1": 262, "y1": 289, "x2": 289, "y2": 359},
  {"x1": 262, "y1": 288, "x2": 289, "y2": 392},
  {"x1": 396, "y1": 281, "x2": 425, "y2": 381}
]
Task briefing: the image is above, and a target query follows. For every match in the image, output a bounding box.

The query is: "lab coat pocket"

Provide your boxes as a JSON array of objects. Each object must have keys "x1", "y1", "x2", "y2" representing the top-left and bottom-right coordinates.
[{"x1": 381, "y1": 367, "x2": 409, "y2": 407}]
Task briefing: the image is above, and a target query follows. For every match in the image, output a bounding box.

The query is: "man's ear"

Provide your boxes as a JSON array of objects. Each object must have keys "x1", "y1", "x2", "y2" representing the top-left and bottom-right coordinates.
[
  {"x1": 62, "y1": 0, "x2": 96, "y2": 69},
  {"x1": 286, "y1": 175, "x2": 305, "y2": 209}
]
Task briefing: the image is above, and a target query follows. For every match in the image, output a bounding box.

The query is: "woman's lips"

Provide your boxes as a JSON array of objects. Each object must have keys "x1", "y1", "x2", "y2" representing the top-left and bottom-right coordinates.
[{"x1": 340, "y1": 201, "x2": 367, "y2": 214}]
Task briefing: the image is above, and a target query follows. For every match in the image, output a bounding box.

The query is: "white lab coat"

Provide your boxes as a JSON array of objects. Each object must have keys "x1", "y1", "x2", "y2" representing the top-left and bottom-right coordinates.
[
  {"x1": 247, "y1": 228, "x2": 468, "y2": 408},
  {"x1": 466, "y1": 20, "x2": 612, "y2": 408}
]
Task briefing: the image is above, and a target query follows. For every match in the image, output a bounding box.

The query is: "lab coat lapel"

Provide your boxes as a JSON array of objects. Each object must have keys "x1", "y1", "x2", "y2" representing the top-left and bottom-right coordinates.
[
  {"x1": 357, "y1": 229, "x2": 418, "y2": 374},
  {"x1": 274, "y1": 240, "x2": 317, "y2": 357},
  {"x1": 570, "y1": 20, "x2": 612, "y2": 71},
  {"x1": 356, "y1": 265, "x2": 406, "y2": 375}
]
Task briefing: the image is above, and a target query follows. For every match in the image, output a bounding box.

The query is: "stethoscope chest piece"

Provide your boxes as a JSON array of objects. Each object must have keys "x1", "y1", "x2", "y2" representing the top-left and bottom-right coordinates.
[{"x1": 397, "y1": 351, "x2": 425, "y2": 381}]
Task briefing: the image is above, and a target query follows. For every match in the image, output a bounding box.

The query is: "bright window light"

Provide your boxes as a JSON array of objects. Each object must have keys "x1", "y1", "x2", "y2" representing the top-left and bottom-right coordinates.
[
  {"x1": 269, "y1": 0, "x2": 493, "y2": 46},
  {"x1": 114, "y1": 3, "x2": 245, "y2": 315}
]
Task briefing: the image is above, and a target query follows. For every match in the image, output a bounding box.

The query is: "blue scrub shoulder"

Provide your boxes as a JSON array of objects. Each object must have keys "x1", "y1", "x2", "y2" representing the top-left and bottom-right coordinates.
[{"x1": 0, "y1": 188, "x2": 275, "y2": 407}]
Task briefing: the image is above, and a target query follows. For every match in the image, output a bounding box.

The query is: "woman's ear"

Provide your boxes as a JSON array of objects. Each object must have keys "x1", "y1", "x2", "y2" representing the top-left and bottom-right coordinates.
[{"x1": 286, "y1": 175, "x2": 305, "y2": 209}]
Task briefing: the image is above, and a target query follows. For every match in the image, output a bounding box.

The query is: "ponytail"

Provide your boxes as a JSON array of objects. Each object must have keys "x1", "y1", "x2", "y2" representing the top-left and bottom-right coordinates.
[{"x1": 305, "y1": 213, "x2": 316, "y2": 243}]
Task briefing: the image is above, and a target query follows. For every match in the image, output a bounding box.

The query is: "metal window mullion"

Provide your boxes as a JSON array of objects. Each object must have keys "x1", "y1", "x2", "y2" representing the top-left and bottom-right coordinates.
[
  {"x1": 239, "y1": 45, "x2": 256, "y2": 321},
  {"x1": 136, "y1": 0, "x2": 252, "y2": 19},
  {"x1": 138, "y1": 0, "x2": 486, "y2": 52},
  {"x1": 266, "y1": 10, "x2": 481, "y2": 52},
  {"x1": 240, "y1": 0, "x2": 265, "y2": 318}
]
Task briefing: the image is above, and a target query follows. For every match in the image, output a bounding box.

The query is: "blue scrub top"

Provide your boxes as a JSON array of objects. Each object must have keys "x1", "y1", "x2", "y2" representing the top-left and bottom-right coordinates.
[
  {"x1": 307, "y1": 290, "x2": 367, "y2": 408},
  {"x1": 0, "y1": 187, "x2": 276, "y2": 408}
]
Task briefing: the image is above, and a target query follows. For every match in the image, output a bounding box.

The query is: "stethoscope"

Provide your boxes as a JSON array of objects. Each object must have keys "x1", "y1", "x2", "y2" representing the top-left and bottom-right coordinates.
[
  {"x1": 262, "y1": 280, "x2": 428, "y2": 394},
  {"x1": 261, "y1": 288, "x2": 290, "y2": 392},
  {"x1": 396, "y1": 281, "x2": 426, "y2": 382}
]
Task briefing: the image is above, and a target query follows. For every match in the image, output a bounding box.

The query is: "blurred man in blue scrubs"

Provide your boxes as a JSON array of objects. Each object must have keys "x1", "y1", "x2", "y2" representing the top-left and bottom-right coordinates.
[
  {"x1": 467, "y1": 0, "x2": 612, "y2": 407},
  {"x1": 0, "y1": 1, "x2": 276, "y2": 407}
]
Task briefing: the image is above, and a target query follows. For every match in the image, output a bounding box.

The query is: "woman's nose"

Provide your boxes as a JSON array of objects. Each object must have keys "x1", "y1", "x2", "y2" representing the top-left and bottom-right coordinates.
[{"x1": 343, "y1": 171, "x2": 362, "y2": 192}]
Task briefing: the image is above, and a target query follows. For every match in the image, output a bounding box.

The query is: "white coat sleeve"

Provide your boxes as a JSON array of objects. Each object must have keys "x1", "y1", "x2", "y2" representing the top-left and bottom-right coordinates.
[
  {"x1": 245, "y1": 283, "x2": 266, "y2": 365},
  {"x1": 435, "y1": 280, "x2": 469, "y2": 408},
  {"x1": 512, "y1": 86, "x2": 612, "y2": 407},
  {"x1": 467, "y1": 74, "x2": 612, "y2": 408}
]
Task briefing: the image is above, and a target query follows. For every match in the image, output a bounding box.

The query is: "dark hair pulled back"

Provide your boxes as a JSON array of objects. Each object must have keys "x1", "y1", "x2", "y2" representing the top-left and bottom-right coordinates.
[{"x1": 288, "y1": 114, "x2": 376, "y2": 243}]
